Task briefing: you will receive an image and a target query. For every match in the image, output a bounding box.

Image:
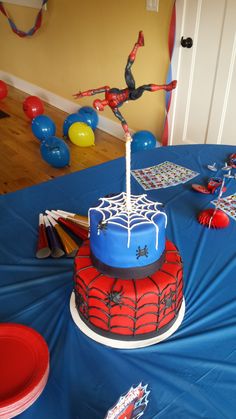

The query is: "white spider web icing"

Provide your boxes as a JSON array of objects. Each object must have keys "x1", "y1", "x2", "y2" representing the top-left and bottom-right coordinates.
[{"x1": 89, "y1": 192, "x2": 167, "y2": 248}]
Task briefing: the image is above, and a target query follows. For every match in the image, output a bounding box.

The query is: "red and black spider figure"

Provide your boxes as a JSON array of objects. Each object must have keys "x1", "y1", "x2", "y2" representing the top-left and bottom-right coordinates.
[{"x1": 73, "y1": 31, "x2": 177, "y2": 137}]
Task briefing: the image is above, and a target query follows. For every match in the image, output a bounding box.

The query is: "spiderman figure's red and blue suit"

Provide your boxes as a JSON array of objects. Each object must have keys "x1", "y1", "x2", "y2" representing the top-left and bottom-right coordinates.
[{"x1": 74, "y1": 31, "x2": 177, "y2": 136}]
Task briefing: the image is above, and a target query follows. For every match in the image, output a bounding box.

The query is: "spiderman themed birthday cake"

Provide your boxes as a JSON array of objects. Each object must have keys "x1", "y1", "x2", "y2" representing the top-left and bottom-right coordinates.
[{"x1": 71, "y1": 192, "x2": 185, "y2": 349}]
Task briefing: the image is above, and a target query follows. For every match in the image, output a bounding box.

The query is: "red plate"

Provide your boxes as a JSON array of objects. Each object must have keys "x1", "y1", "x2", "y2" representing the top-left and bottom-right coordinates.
[
  {"x1": 0, "y1": 324, "x2": 49, "y2": 410},
  {"x1": 191, "y1": 184, "x2": 210, "y2": 194},
  {"x1": 0, "y1": 366, "x2": 49, "y2": 418}
]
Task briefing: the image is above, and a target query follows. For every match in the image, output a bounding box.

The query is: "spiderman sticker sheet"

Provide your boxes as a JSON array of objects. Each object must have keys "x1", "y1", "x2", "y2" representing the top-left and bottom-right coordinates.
[
  {"x1": 212, "y1": 193, "x2": 236, "y2": 220},
  {"x1": 131, "y1": 161, "x2": 199, "y2": 190}
]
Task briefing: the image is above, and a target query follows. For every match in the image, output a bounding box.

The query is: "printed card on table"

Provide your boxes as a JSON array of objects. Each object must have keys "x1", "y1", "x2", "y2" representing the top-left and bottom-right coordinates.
[
  {"x1": 212, "y1": 193, "x2": 236, "y2": 221},
  {"x1": 131, "y1": 161, "x2": 199, "y2": 190}
]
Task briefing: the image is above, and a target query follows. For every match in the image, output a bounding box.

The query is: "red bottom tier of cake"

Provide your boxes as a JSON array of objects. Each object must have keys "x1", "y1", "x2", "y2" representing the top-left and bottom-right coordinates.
[{"x1": 71, "y1": 240, "x2": 185, "y2": 348}]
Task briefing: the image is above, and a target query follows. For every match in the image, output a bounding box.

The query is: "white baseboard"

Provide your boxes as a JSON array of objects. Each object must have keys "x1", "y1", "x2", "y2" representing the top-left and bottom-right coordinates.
[{"x1": 0, "y1": 70, "x2": 127, "y2": 140}]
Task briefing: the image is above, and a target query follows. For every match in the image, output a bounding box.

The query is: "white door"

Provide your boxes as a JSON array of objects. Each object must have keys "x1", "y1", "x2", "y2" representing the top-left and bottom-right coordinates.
[{"x1": 169, "y1": 0, "x2": 236, "y2": 146}]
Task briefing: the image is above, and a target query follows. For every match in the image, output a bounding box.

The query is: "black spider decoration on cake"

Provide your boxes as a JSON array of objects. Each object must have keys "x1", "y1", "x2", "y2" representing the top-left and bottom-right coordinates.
[
  {"x1": 161, "y1": 289, "x2": 176, "y2": 309},
  {"x1": 104, "y1": 288, "x2": 124, "y2": 308},
  {"x1": 136, "y1": 245, "x2": 149, "y2": 259},
  {"x1": 75, "y1": 292, "x2": 88, "y2": 318},
  {"x1": 97, "y1": 220, "x2": 108, "y2": 234}
]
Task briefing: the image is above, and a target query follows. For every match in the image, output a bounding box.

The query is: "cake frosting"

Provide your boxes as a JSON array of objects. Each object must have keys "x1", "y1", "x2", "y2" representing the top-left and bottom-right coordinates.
[
  {"x1": 71, "y1": 192, "x2": 184, "y2": 346},
  {"x1": 74, "y1": 239, "x2": 183, "y2": 340},
  {"x1": 89, "y1": 192, "x2": 167, "y2": 279}
]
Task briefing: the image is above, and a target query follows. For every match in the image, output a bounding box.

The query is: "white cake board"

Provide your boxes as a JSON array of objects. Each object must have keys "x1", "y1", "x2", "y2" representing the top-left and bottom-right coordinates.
[{"x1": 70, "y1": 293, "x2": 185, "y2": 349}]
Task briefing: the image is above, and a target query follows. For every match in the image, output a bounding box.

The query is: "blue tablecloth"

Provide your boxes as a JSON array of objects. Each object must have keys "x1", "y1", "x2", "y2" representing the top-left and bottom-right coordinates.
[{"x1": 0, "y1": 144, "x2": 236, "y2": 418}]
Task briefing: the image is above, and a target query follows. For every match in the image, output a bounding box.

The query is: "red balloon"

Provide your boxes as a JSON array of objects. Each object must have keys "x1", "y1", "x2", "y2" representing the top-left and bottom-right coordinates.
[
  {"x1": 0, "y1": 80, "x2": 8, "y2": 100},
  {"x1": 23, "y1": 95, "x2": 44, "y2": 119}
]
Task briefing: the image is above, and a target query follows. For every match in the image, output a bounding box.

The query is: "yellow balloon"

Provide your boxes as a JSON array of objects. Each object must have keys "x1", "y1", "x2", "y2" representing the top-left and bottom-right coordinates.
[{"x1": 68, "y1": 122, "x2": 95, "y2": 147}]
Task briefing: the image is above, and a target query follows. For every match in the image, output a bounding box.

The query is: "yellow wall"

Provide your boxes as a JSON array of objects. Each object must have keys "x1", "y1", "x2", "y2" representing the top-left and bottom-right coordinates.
[{"x1": 0, "y1": 0, "x2": 174, "y2": 139}]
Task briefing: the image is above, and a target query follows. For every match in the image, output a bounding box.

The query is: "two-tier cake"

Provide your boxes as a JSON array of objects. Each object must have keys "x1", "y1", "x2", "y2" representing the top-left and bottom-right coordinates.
[{"x1": 70, "y1": 192, "x2": 185, "y2": 349}]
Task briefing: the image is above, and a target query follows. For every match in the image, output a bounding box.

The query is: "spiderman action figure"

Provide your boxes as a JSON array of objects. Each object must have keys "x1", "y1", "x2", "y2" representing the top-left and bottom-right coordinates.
[{"x1": 74, "y1": 31, "x2": 177, "y2": 137}]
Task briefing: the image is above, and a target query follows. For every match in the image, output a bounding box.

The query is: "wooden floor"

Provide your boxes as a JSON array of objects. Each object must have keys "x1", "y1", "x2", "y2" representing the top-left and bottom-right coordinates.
[{"x1": 0, "y1": 85, "x2": 125, "y2": 194}]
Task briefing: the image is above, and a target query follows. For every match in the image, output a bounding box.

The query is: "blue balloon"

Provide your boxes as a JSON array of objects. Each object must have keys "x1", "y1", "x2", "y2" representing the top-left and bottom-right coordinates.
[
  {"x1": 32, "y1": 115, "x2": 56, "y2": 141},
  {"x1": 40, "y1": 136, "x2": 70, "y2": 168},
  {"x1": 77, "y1": 106, "x2": 99, "y2": 130},
  {"x1": 131, "y1": 130, "x2": 157, "y2": 153},
  {"x1": 63, "y1": 113, "x2": 85, "y2": 137}
]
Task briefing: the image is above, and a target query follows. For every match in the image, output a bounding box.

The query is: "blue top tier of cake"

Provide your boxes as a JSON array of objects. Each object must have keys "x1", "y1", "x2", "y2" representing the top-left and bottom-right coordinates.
[{"x1": 89, "y1": 193, "x2": 167, "y2": 279}]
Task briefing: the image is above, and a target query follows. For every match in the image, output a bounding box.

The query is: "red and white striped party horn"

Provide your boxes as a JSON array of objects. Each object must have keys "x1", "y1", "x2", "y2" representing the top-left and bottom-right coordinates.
[
  {"x1": 43, "y1": 216, "x2": 65, "y2": 258},
  {"x1": 55, "y1": 210, "x2": 89, "y2": 229},
  {"x1": 46, "y1": 214, "x2": 79, "y2": 258},
  {"x1": 36, "y1": 214, "x2": 51, "y2": 259},
  {"x1": 47, "y1": 211, "x2": 88, "y2": 240}
]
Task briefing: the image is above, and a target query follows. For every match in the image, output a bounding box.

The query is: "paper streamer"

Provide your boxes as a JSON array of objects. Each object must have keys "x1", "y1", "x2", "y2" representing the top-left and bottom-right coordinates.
[
  {"x1": 36, "y1": 214, "x2": 51, "y2": 259},
  {"x1": 44, "y1": 216, "x2": 65, "y2": 258},
  {"x1": 0, "y1": 0, "x2": 47, "y2": 38},
  {"x1": 47, "y1": 215, "x2": 79, "y2": 258}
]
